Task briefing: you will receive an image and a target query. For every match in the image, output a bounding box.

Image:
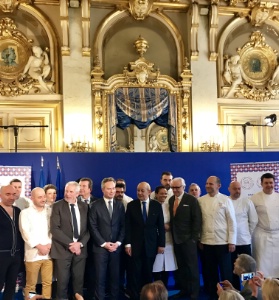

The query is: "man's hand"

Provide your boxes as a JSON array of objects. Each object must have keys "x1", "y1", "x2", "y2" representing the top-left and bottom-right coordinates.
[
  {"x1": 36, "y1": 244, "x2": 50, "y2": 256},
  {"x1": 228, "y1": 244, "x2": 235, "y2": 252},
  {"x1": 69, "y1": 242, "x2": 82, "y2": 255},
  {"x1": 198, "y1": 242, "x2": 203, "y2": 250},
  {"x1": 219, "y1": 280, "x2": 234, "y2": 291},
  {"x1": 216, "y1": 283, "x2": 224, "y2": 296},
  {"x1": 157, "y1": 247, "x2": 164, "y2": 254},
  {"x1": 164, "y1": 223, "x2": 170, "y2": 231},
  {"x1": 125, "y1": 246, "x2": 132, "y2": 256},
  {"x1": 103, "y1": 242, "x2": 118, "y2": 252}
]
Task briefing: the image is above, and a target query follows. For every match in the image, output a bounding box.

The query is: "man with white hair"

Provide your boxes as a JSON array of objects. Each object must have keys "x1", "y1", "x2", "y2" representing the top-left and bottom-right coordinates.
[{"x1": 50, "y1": 181, "x2": 90, "y2": 300}]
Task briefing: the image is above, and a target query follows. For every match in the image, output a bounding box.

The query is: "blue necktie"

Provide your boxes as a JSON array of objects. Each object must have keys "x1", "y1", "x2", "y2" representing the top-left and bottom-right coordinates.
[{"x1": 142, "y1": 201, "x2": 147, "y2": 223}]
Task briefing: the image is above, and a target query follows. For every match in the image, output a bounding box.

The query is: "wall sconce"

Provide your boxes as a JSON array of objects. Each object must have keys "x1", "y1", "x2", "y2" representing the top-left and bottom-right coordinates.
[
  {"x1": 200, "y1": 141, "x2": 221, "y2": 152},
  {"x1": 65, "y1": 140, "x2": 92, "y2": 152}
]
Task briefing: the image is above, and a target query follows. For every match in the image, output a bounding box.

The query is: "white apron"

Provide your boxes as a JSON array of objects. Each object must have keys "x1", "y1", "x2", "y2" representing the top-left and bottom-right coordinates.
[{"x1": 153, "y1": 202, "x2": 177, "y2": 272}]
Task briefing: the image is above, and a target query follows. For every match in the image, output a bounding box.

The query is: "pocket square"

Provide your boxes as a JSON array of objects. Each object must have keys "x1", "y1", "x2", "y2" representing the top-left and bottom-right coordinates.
[{"x1": 183, "y1": 204, "x2": 189, "y2": 206}]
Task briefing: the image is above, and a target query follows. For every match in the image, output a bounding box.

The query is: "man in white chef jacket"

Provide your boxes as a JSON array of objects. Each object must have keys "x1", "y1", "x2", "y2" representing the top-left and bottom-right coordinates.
[{"x1": 251, "y1": 172, "x2": 279, "y2": 278}]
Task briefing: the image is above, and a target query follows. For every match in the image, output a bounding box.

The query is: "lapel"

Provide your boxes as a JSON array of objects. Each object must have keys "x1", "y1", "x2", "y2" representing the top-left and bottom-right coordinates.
[
  {"x1": 176, "y1": 193, "x2": 186, "y2": 215},
  {"x1": 62, "y1": 199, "x2": 72, "y2": 227},
  {"x1": 136, "y1": 199, "x2": 145, "y2": 224},
  {"x1": 101, "y1": 198, "x2": 112, "y2": 222}
]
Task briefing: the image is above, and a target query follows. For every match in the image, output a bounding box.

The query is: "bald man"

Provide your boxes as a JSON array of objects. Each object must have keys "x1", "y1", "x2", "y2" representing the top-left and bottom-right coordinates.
[
  {"x1": 198, "y1": 176, "x2": 237, "y2": 300},
  {"x1": 19, "y1": 187, "x2": 52, "y2": 299},
  {"x1": 0, "y1": 185, "x2": 23, "y2": 300},
  {"x1": 228, "y1": 181, "x2": 258, "y2": 289},
  {"x1": 125, "y1": 182, "x2": 165, "y2": 300}
]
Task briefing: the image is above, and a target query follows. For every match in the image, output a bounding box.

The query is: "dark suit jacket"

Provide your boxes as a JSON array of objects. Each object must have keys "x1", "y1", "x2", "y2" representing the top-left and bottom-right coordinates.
[
  {"x1": 50, "y1": 199, "x2": 90, "y2": 259},
  {"x1": 125, "y1": 199, "x2": 165, "y2": 258},
  {"x1": 77, "y1": 194, "x2": 98, "y2": 205},
  {"x1": 169, "y1": 192, "x2": 202, "y2": 244},
  {"x1": 89, "y1": 198, "x2": 125, "y2": 253}
]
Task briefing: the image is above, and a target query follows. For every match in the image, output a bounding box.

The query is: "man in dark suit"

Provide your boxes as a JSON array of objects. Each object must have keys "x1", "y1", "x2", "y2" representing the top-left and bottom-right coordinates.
[
  {"x1": 77, "y1": 177, "x2": 98, "y2": 300},
  {"x1": 89, "y1": 177, "x2": 125, "y2": 300},
  {"x1": 78, "y1": 177, "x2": 98, "y2": 204},
  {"x1": 50, "y1": 181, "x2": 90, "y2": 300},
  {"x1": 125, "y1": 182, "x2": 165, "y2": 300},
  {"x1": 169, "y1": 177, "x2": 202, "y2": 300}
]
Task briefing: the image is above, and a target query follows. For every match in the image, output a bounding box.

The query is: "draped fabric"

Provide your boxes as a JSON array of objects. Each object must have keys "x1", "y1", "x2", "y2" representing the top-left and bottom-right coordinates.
[{"x1": 109, "y1": 87, "x2": 177, "y2": 152}]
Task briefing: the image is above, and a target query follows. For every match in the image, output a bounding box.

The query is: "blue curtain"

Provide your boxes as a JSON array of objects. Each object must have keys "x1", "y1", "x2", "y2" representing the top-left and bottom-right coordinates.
[{"x1": 109, "y1": 87, "x2": 177, "y2": 152}]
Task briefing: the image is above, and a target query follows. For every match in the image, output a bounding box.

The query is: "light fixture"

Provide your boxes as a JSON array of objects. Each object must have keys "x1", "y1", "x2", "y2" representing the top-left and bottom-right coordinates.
[
  {"x1": 217, "y1": 113, "x2": 277, "y2": 152},
  {"x1": 200, "y1": 141, "x2": 221, "y2": 152},
  {"x1": 264, "y1": 114, "x2": 277, "y2": 127},
  {"x1": 65, "y1": 138, "x2": 92, "y2": 152}
]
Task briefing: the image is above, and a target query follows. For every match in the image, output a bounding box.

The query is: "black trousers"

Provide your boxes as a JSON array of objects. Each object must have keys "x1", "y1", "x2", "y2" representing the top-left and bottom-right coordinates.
[
  {"x1": 130, "y1": 251, "x2": 156, "y2": 300},
  {"x1": 55, "y1": 256, "x2": 86, "y2": 300},
  {"x1": 203, "y1": 244, "x2": 232, "y2": 300},
  {"x1": 0, "y1": 252, "x2": 21, "y2": 300},
  {"x1": 174, "y1": 240, "x2": 200, "y2": 300},
  {"x1": 231, "y1": 244, "x2": 251, "y2": 290},
  {"x1": 93, "y1": 250, "x2": 120, "y2": 300}
]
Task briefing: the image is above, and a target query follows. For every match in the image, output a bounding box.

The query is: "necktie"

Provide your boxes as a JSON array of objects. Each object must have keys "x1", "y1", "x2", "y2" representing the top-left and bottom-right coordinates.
[
  {"x1": 84, "y1": 199, "x2": 89, "y2": 205},
  {"x1": 142, "y1": 201, "x2": 147, "y2": 223},
  {"x1": 173, "y1": 197, "x2": 179, "y2": 216},
  {"x1": 70, "y1": 204, "x2": 79, "y2": 239},
  {"x1": 108, "y1": 200, "x2": 113, "y2": 219}
]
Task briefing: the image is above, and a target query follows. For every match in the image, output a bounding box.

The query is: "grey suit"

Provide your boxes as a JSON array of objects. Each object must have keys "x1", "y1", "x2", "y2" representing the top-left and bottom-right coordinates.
[{"x1": 50, "y1": 199, "x2": 89, "y2": 300}]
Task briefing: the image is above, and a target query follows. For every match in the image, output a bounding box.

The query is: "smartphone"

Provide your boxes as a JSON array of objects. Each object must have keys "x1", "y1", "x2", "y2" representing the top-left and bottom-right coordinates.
[
  {"x1": 29, "y1": 292, "x2": 36, "y2": 299},
  {"x1": 241, "y1": 272, "x2": 255, "y2": 281}
]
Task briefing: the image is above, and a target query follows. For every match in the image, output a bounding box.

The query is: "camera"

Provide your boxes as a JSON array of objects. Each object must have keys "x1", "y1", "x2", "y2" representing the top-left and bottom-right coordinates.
[
  {"x1": 29, "y1": 292, "x2": 36, "y2": 299},
  {"x1": 241, "y1": 272, "x2": 255, "y2": 281}
]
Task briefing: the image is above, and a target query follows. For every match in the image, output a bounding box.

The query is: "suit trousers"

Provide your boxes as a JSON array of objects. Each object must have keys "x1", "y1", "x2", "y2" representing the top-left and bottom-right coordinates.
[
  {"x1": 93, "y1": 250, "x2": 120, "y2": 300},
  {"x1": 174, "y1": 240, "x2": 200, "y2": 299},
  {"x1": 55, "y1": 255, "x2": 86, "y2": 300},
  {"x1": 25, "y1": 259, "x2": 53, "y2": 299},
  {"x1": 203, "y1": 244, "x2": 232, "y2": 300},
  {"x1": 130, "y1": 250, "x2": 156, "y2": 300},
  {"x1": 0, "y1": 252, "x2": 21, "y2": 300}
]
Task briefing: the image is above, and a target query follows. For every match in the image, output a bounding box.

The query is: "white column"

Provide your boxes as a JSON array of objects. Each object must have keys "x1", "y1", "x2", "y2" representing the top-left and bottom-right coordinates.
[
  {"x1": 191, "y1": 15, "x2": 218, "y2": 151},
  {"x1": 62, "y1": 8, "x2": 92, "y2": 148}
]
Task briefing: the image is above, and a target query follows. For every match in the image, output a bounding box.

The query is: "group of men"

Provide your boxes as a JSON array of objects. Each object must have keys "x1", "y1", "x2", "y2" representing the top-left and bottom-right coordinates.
[{"x1": 1, "y1": 172, "x2": 279, "y2": 300}]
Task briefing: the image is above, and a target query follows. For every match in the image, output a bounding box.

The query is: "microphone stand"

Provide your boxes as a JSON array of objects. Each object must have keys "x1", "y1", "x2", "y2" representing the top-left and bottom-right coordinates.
[{"x1": 0, "y1": 125, "x2": 49, "y2": 153}]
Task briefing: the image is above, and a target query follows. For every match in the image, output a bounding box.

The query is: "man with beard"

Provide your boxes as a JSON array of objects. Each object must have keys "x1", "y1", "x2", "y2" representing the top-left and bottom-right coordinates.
[
  {"x1": 251, "y1": 172, "x2": 279, "y2": 278},
  {"x1": 150, "y1": 171, "x2": 173, "y2": 201}
]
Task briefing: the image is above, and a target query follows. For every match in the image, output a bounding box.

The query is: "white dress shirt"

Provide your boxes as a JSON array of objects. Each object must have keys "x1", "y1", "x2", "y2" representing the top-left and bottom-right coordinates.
[
  {"x1": 19, "y1": 204, "x2": 52, "y2": 262},
  {"x1": 198, "y1": 193, "x2": 237, "y2": 245},
  {"x1": 229, "y1": 197, "x2": 258, "y2": 245}
]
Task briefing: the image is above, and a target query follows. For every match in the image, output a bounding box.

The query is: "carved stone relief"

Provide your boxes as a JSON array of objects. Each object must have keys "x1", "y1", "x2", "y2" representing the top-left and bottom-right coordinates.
[
  {"x1": 0, "y1": 17, "x2": 54, "y2": 96},
  {"x1": 222, "y1": 31, "x2": 278, "y2": 101}
]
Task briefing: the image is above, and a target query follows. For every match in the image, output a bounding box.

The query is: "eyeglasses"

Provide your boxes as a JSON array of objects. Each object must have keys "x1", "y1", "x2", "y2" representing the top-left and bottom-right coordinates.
[{"x1": 171, "y1": 186, "x2": 183, "y2": 189}]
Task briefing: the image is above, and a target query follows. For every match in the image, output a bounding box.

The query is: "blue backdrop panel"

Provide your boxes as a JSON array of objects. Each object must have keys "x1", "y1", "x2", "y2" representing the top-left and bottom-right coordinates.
[{"x1": 0, "y1": 152, "x2": 277, "y2": 199}]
